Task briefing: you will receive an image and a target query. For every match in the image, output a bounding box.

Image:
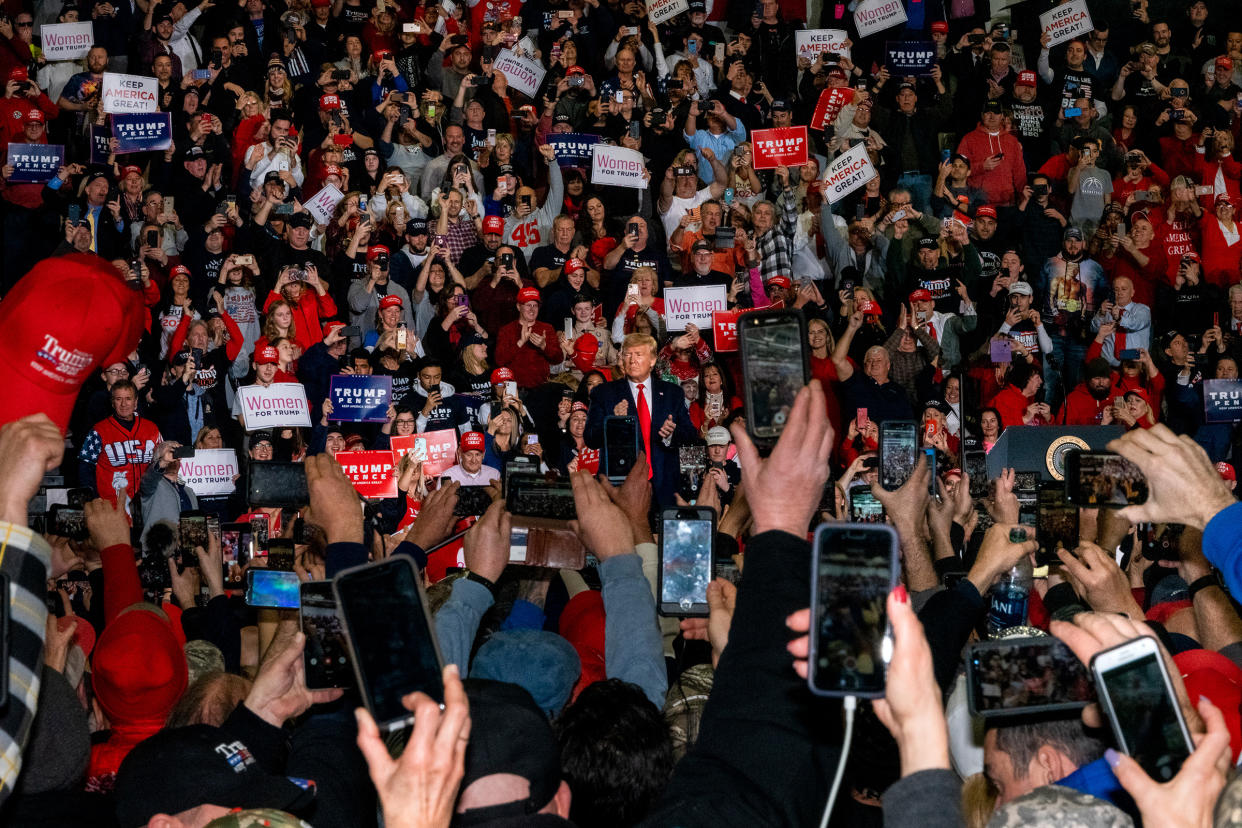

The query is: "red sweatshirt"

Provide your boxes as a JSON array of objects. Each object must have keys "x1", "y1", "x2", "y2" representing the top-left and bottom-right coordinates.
[
  {"x1": 958, "y1": 126, "x2": 1027, "y2": 206},
  {"x1": 264, "y1": 288, "x2": 337, "y2": 353},
  {"x1": 494, "y1": 319, "x2": 564, "y2": 388},
  {"x1": 1199, "y1": 213, "x2": 1242, "y2": 289}
]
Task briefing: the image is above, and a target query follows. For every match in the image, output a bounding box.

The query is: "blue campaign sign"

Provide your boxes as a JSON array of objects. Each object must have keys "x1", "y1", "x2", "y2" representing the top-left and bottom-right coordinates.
[
  {"x1": 111, "y1": 112, "x2": 172, "y2": 153},
  {"x1": 544, "y1": 133, "x2": 601, "y2": 168},
  {"x1": 885, "y1": 41, "x2": 937, "y2": 75},
  {"x1": 89, "y1": 125, "x2": 111, "y2": 165},
  {"x1": 1204, "y1": 379, "x2": 1242, "y2": 423},
  {"x1": 6, "y1": 142, "x2": 64, "y2": 182},
  {"x1": 328, "y1": 374, "x2": 393, "y2": 422}
]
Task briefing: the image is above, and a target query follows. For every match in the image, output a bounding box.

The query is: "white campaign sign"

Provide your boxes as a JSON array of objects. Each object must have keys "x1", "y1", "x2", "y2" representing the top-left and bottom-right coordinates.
[
  {"x1": 795, "y1": 29, "x2": 851, "y2": 60},
  {"x1": 179, "y1": 449, "x2": 239, "y2": 497},
  {"x1": 664, "y1": 284, "x2": 728, "y2": 329},
  {"x1": 40, "y1": 22, "x2": 94, "y2": 61},
  {"x1": 1039, "y1": 0, "x2": 1093, "y2": 47},
  {"x1": 853, "y1": 0, "x2": 907, "y2": 38},
  {"x1": 304, "y1": 183, "x2": 344, "y2": 225},
  {"x1": 237, "y1": 382, "x2": 312, "y2": 431},
  {"x1": 102, "y1": 72, "x2": 159, "y2": 114},
  {"x1": 491, "y1": 49, "x2": 546, "y2": 98},
  {"x1": 822, "y1": 142, "x2": 877, "y2": 204},
  {"x1": 590, "y1": 143, "x2": 647, "y2": 189},
  {"x1": 647, "y1": 0, "x2": 689, "y2": 25}
]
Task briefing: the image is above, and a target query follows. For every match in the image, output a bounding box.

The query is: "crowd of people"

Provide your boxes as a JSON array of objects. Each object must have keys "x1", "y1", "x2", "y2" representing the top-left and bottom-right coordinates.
[{"x1": 2, "y1": 0, "x2": 1242, "y2": 823}]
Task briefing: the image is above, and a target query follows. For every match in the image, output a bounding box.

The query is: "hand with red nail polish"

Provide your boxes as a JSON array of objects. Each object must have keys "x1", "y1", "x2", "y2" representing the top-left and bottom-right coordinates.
[{"x1": 872, "y1": 587, "x2": 951, "y2": 778}]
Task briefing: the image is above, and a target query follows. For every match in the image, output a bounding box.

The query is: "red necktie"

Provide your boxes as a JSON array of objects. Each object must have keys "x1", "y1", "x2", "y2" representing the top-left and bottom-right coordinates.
[
  {"x1": 1113, "y1": 330, "x2": 1126, "y2": 360},
  {"x1": 637, "y1": 383, "x2": 653, "y2": 480}
]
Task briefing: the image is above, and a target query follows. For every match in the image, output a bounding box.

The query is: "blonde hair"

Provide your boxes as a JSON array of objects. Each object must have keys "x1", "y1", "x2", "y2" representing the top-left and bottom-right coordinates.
[
  {"x1": 621, "y1": 332, "x2": 658, "y2": 358},
  {"x1": 960, "y1": 773, "x2": 997, "y2": 828}
]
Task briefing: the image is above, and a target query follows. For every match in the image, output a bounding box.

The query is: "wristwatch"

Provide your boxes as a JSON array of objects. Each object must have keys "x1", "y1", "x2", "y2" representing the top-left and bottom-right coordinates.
[{"x1": 1188, "y1": 572, "x2": 1222, "y2": 600}]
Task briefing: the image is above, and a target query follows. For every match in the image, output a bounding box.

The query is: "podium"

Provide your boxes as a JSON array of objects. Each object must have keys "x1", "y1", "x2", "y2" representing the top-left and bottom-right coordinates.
[{"x1": 986, "y1": 426, "x2": 1125, "y2": 483}]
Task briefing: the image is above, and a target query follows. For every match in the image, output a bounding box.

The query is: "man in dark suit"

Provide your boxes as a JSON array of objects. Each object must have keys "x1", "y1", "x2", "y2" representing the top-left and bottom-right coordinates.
[{"x1": 586, "y1": 333, "x2": 697, "y2": 506}]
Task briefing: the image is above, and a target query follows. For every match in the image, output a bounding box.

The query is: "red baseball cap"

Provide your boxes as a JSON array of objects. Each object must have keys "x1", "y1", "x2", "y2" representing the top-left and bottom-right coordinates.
[
  {"x1": 1175, "y1": 648, "x2": 1242, "y2": 761},
  {"x1": 491, "y1": 367, "x2": 514, "y2": 384},
  {"x1": 1218, "y1": 462, "x2": 1237, "y2": 482},
  {"x1": 571, "y1": 334, "x2": 599, "y2": 372},
  {"x1": 571, "y1": 401, "x2": 589, "y2": 413},
  {"x1": 858, "y1": 298, "x2": 883, "y2": 315},
  {"x1": 379, "y1": 294, "x2": 403, "y2": 310},
  {"x1": 8, "y1": 67, "x2": 27, "y2": 82},
  {"x1": 0, "y1": 254, "x2": 146, "y2": 433},
  {"x1": 566, "y1": 65, "x2": 586, "y2": 76},
  {"x1": 931, "y1": 20, "x2": 949, "y2": 33},
  {"x1": 254, "y1": 345, "x2": 280, "y2": 365},
  {"x1": 170, "y1": 265, "x2": 191, "y2": 279},
  {"x1": 1016, "y1": 70, "x2": 1037, "y2": 88},
  {"x1": 319, "y1": 93, "x2": 341, "y2": 110},
  {"x1": 766, "y1": 274, "x2": 792, "y2": 290},
  {"x1": 366, "y1": 244, "x2": 390, "y2": 263},
  {"x1": 24, "y1": 107, "x2": 45, "y2": 123},
  {"x1": 908, "y1": 288, "x2": 933, "y2": 303},
  {"x1": 311, "y1": 0, "x2": 331, "y2": 7},
  {"x1": 564, "y1": 257, "x2": 587, "y2": 274},
  {"x1": 482, "y1": 215, "x2": 505, "y2": 235},
  {"x1": 1217, "y1": 56, "x2": 1234, "y2": 70},
  {"x1": 460, "y1": 431, "x2": 486, "y2": 452},
  {"x1": 976, "y1": 205, "x2": 998, "y2": 219},
  {"x1": 120, "y1": 164, "x2": 142, "y2": 179},
  {"x1": 517, "y1": 286, "x2": 542, "y2": 304},
  {"x1": 323, "y1": 164, "x2": 344, "y2": 179},
  {"x1": 323, "y1": 320, "x2": 348, "y2": 338}
]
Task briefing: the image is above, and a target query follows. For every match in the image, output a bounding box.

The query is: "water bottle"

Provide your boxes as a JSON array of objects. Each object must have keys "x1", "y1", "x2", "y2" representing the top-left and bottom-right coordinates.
[{"x1": 987, "y1": 557, "x2": 1033, "y2": 636}]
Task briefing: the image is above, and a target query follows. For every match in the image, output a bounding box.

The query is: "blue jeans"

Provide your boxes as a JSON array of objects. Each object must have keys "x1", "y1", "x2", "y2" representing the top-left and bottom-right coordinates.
[
  {"x1": 1044, "y1": 331, "x2": 1087, "y2": 412},
  {"x1": 897, "y1": 173, "x2": 933, "y2": 215}
]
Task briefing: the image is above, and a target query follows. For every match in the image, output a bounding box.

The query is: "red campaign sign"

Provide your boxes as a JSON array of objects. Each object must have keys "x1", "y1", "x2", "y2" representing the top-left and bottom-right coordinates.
[
  {"x1": 811, "y1": 87, "x2": 856, "y2": 131},
  {"x1": 751, "y1": 127, "x2": 809, "y2": 169},
  {"x1": 712, "y1": 310, "x2": 739, "y2": 352},
  {"x1": 335, "y1": 449, "x2": 398, "y2": 498},
  {"x1": 420, "y1": 429, "x2": 459, "y2": 478},
  {"x1": 576, "y1": 447, "x2": 600, "y2": 474}
]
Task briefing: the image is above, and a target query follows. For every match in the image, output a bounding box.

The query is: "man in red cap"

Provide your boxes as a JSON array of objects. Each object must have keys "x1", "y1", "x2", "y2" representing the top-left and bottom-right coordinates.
[
  {"x1": 347, "y1": 244, "x2": 413, "y2": 338},
  {"x1": 0, "y1": 68, "x2": 57, "y2": 145},
  {"x1": 442, "y1": 430, "x2": 500, "y2": 486},
  {"x1": 496, "y1": 286, "x2": 564, "y2": 389}
]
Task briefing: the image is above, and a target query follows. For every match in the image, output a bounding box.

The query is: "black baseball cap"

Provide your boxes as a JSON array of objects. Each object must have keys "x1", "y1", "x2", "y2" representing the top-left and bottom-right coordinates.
[
  {"x1": 459, "y1": 680, "x2": 562, "y2": 820},
  {"x1": 406, "y1": 216, "x2": 428, "y2": 235},
  {"x1": 287, "y1": 212, "x2": 313, "y2": 228},
  {"x1": 114, "y1": 726, "x2": 314, "y2": 827}
]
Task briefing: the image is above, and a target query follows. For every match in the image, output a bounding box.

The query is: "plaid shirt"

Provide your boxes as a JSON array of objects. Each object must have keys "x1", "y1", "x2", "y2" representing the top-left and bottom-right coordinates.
[{"x1": 756, "y1": 186, "x2": 799, "y2": 282}]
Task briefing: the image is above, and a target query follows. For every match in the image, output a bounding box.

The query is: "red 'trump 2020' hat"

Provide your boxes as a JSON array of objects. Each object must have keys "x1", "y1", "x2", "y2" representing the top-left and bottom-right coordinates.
[{"x1": 0, "y1": 254, "x2": 146, "y2": 433}]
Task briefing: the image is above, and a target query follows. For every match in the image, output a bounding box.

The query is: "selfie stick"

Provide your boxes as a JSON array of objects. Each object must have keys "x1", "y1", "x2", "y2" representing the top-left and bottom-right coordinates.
[{"x1": 819, "y1": 695, "x2": 858, "y2": 828}]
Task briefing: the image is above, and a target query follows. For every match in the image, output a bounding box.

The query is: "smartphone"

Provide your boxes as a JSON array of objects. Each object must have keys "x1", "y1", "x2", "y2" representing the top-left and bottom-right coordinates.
[
  {"x1": 1119, "y1": 348, "x2": 1140, "y2": 361},
  {"x1": 808, "y1": 523, "x2": 898, "y2": 698},
  {"x1": 502, "y1": 380, "x2": 518, "y2": 400},
  {"x1": 67, "y1": 204, "x2": 82, "y2": 225},
  {"x1": 658, "y1": 507, "x2": 715, "y2": 617},
  {"x1": 879, "y1": 421, "x2": 918, "y2": 491},
  {"x1": 1143, "y1": 522, "x2": 1185, "y2": 562},
  {"x1": 220, "y1": 522, "x2": 252, "y2": 579},
  {"x1": 739, "y1": 309, "x2": 810, "y2": 446},
  {"x1": 244, "y1": 569, "x2": 301, "y2": 608},
  {"x1": 990, "y1": 339, "x2": 1012, "y2": 363},
  {"x1": 267, "y1": 538, "x2": 295, "y2": 571},
  {"x1": 848, "y1": 482, "x2": 885, "y2": 523},
  {"x1": 964, "y1": 449, "x2": 989, "y2": 498},
  {"x1": 1091, "y1": 636, "x2": 1194, "y2": 782},
  {"x1": 145, "y1": 228, "x2": 159, "y2": 248},
  {"x1": 714, "y1": 226, "x2": 735, "y2": 249},
  {"x1": 1065, "y1": 451, "x2": 1148, "y2": 508},
  {"x1": 334, "y1": 557, "x2": 446, "y2": 730},
  {"x1": 626, "y1": 220, "x2": 640, "y2": 238},
  {"x1": 452, "y1": 484, "x2": 494, "y2": 517},
  {"x1": 487, "y1": 128, "x2": 496, "y2": 146},
  {"x1": 49, "y1": 504, "x2": 88, "y2": 541},
  {"x1": 714, "y1": 42, "x2": 724, "y2": 62},
  {"x1": 402, "y1": 21, "x2": 420, "y2": 32},
  {"x1": 300, "y1": 580, "x2": 352, "y2": 689},
  {"x1": 179, "y1": 510, "x2": 208, "y2": 555},
  {"x1": 248, "y1": 462, "x2": 310, "y2": 508},
  {"x1": 1036, "y1": 483, "x2": 1079, "y2": 566},
  {"x1": 628, "y1": 120, "x2": 642, "y2": 139},
  {"x1": 603, "y1": 415, "x2": 640, "y2": 484},
  {"x1": 966, "y1": 637, "x2": 1094, "y2": 717},
  {"x1": 191, "y1": 69, "x2": 211, "y2": 80},
  {"x1": 250, "y1": 514, "x2": 270, "y2": 555},
  {"x1": 1064, "y1": 107, "x2": 1083, "y2": 118}
]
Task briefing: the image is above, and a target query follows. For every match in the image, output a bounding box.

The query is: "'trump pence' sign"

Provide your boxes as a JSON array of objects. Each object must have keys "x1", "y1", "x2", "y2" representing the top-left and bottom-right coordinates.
[
  {"x1": 823, "y1": 142, "x2": 877, "y2": 203},
  {"x1": 853, "y1": 0, "x2": 907, "y2": 38},
  {"x1": 335, "y1": 450, "x2": 399, "y2": 498},
  {"x1": 491, "y1": 49, "x2": 546, "y2": 97},
  {"x1": 664, "y1": 284, "x2": 727, "y2": 329},
  {"x1": 179, "y1": 449, "x2": 239, "y2": 497},
  {"x1": 102, "y1": 73, "x2": 159, "y2": 114},
  {"x1": 591, "y1": 143, "x2": 647, "y2": 189},
  {"x1": 237, "y1": 382, "x2": 312, "y2": 430},
  {"x1": 40, "y1": 22, "x2": 94, "y2": 61},
  {"x1": 751, "y1": 127, "x2": 809, "y2": 169},
  {"x1": 1040, "y1": 0, "x2": 1093, "y2": 47}
]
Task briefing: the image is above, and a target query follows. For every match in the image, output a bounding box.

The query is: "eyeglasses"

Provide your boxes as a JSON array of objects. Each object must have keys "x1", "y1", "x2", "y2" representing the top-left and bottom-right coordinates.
[
  {"x1": 395, "y1": 418, "x2": 416, "y2": 425},
  {"x1": 16, "y1": 21, "x2": 32, "y2": 27}
]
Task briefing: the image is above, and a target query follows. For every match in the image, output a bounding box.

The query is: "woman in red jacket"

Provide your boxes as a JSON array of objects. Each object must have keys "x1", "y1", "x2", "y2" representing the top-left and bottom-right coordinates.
[
  {"x1": 262, "y1": 264, "x2": 337, "y2": 355},
  {"x1": 1200, "y1": 195, "x2": 1242, "y2": 288}
]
